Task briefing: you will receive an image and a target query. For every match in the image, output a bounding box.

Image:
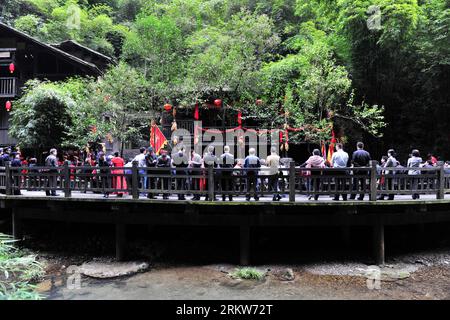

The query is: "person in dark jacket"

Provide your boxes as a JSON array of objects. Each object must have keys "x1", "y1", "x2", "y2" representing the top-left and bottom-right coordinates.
[
  {"x1": 156, "y1": 151, "x2": 171, "y2": 199},
  {"x1": 45, "y1": 148, "x2": 59, "y2": 196},
  {"x1": 145, "y1": 147, "x2": 158, "y2": 199},
  {"x1": 10, "y1": 153, "x2": 22, "y2": 195},
  {"x1": 97, "y1": 152, "x2": 110, "y2": 198},
  {"x1": 172, "y1": 147, "x2": 189, "y2": 200},
  {"x1": 350, "y1": 142, "x2": 371, "y2": 200}
]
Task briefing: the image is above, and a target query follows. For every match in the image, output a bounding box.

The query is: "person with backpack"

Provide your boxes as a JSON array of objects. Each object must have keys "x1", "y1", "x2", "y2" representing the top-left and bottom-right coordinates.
[{"x1": 378, "y1": 149, "x2": 398, "y2": 200}]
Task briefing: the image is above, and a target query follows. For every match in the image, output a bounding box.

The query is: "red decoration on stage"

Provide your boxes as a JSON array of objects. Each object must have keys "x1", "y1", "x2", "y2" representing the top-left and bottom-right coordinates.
[
  {"x1": 5, "y1": 101, "x2": 11, "y2": 112},
  {"x1": 9, "y1": 63, "x2": 15, "y2": 74}
]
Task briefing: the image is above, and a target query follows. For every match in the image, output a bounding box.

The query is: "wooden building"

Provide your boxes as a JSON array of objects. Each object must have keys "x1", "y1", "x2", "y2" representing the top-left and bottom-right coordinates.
[{"x1": 0, "y1": 22, "x2": 111, "y2": 146}]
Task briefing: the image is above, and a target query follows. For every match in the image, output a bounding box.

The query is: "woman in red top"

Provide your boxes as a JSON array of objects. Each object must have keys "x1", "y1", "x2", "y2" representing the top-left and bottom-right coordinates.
[{"x1": 111, "y1": 151, "x2": 127, "y2": 197}]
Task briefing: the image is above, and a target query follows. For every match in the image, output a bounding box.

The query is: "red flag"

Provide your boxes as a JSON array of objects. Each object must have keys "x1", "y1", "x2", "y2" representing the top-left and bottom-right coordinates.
[
  {"x1": 150, "y1": 124, "x2": 168, "y2": 155},
  {"x1": 327, "y1": 130, "x2": 336, "y2": 164}
]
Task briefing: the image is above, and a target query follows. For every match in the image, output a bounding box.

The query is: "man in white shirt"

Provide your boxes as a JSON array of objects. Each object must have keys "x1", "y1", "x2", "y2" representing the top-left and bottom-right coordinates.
[
  {"x1": 133, "y1": 147, "x2": 147, "y2": 195},
  {"x1": 331, "y1": 143, "x2": 349, "y2": 201},
  {"x1": 266, "y1": 147, "x2": 281, "y2": 201}
]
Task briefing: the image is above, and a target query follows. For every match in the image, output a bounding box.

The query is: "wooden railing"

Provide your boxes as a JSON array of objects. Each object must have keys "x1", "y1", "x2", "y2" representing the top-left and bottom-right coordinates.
[
  {"x1": 0, "y1": 161, "x2": 449, "y2": 201},
  {"x1": 0, "y1": 77, "x2": 17, "y2": 98}
]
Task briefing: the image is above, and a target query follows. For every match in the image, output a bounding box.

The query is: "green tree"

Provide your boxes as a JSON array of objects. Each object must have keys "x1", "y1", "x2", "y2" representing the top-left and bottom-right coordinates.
[
  {"x1": 185, "y1": 9, "x2": 280, "y2": 108},
  {"x1": 9, "y1": 80, "x2": 74, "y2": 151}
]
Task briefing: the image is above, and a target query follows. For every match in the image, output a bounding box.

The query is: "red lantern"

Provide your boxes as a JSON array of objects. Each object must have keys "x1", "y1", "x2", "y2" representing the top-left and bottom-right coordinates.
[
  {"x1": 194, "y1": 103, "x2": 199, "y2": 120},
  {"x1": 164, "y1": 103, "x2": 172, "y2": 111},
  {"x1": 5, "y1": 101, "x2": 12, "y2": 112},
  {"x1": 237, "y1": 110, "x2": 242, "y2": 127},
  {"x1": 256, "y1": 99, "x2": 263, "y2": 106},
  {"x1": 214, "y1": 99, "x2": 222, "y2": 107},
  {"x1": 9, "y1": 63, "x2": 15, "y2": 74}
]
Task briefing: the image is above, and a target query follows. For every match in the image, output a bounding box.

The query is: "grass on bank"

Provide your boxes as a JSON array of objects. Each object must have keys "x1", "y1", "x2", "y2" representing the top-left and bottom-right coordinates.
[
  {"x1": 0, "y1": 233, "x2": 45, "y2": 300},
  {"x1": 230, "y1": 267, "x2": 265, "y2": 281}
]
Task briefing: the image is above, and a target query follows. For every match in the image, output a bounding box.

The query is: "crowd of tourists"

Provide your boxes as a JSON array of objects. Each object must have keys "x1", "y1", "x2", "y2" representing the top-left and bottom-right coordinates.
[{"x1": 1, "y1": 142, "x2": 448, "y2": 201}]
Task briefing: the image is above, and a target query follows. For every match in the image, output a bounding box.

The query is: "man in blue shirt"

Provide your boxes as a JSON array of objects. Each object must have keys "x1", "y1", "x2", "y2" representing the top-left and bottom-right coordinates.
[{"x1": 244, "y1": 148, "x2": 261, "y2": 201}]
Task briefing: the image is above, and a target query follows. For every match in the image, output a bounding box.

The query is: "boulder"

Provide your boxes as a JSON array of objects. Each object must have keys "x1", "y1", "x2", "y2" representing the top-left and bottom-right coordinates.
[{"x1": 79, "y1": 261, "x2": 149, "y2": 279}]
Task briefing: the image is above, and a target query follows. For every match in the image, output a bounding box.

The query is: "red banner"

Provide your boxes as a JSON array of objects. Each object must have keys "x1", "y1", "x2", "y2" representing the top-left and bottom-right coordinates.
[{"x1": 150, "y1": 124, "x2": 168, "y2": 155}]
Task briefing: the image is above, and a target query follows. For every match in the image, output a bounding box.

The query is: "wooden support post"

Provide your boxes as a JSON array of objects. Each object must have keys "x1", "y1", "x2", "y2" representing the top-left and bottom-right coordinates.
[
  {"x1": 12, "y1": 210, "x2": 22, "y2": 241},
  {"x1": 131, "y1": 160, "x2": 139, "y2": 200},
  {"x1": 437, "y1": 165, "x2": 445, "y2": 200},
  {"x1": 208, "y1": 166, "x2": 214, "y2": 201},
  {"x1": 5, "y1": 161, "x2": 11, "y2": 196},
  {"x1": 373, "y1": 222, "x2": 385, "y2": 266},
  {"x1": 240, "y1": 225, "x2": 250, "y2": 266},
  {"x1": 115, "y1": 223, "x2": 126, "y2": 261},
  {"x1": 289, "y1": 161, "x2": 296, "y2": 202},
  {"x1": 369, "y1": 160, "x2": 378, "y2": 201},
  {"x1": 64, "y1": 161, "x2": 71, "y2": 198}
]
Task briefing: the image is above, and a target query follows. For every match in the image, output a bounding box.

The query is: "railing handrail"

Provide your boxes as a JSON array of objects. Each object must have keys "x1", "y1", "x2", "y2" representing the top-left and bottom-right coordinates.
[{"x1": 1, "y1": 160, "x2": 449, "y2": 201}]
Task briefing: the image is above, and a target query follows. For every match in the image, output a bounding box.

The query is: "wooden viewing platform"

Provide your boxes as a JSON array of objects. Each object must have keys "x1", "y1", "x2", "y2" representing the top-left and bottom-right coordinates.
[{"x1": 1, "y1": 162, "x2": 450, "y2": 265}]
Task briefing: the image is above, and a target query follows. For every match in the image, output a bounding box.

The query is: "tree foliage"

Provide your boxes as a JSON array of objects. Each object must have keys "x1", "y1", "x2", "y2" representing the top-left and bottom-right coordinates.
[{"x1": 4, "y1": 0, "x2": 450, "y2": 158}]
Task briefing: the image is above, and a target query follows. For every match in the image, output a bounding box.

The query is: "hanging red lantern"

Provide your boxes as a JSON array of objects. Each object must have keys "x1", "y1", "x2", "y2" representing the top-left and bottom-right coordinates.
[
  {"x1": 9, "y1": 63, "x2": 15, "y2": 74},
  {"x1": 194, "y1": 103, "x2": 199, "y2": 120},
  {"x1": 237, "y1": 110, "x2": 242, "y2": 127},
  {"x1": 164, "y1": 103, "x2": 172, "y2": 111},
  {"x1": 214, "y1": 99, "x2": 222, "y2": 107},
  {"x1": 5, "y1": 101, "x2": 12, "y2": 112}
]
